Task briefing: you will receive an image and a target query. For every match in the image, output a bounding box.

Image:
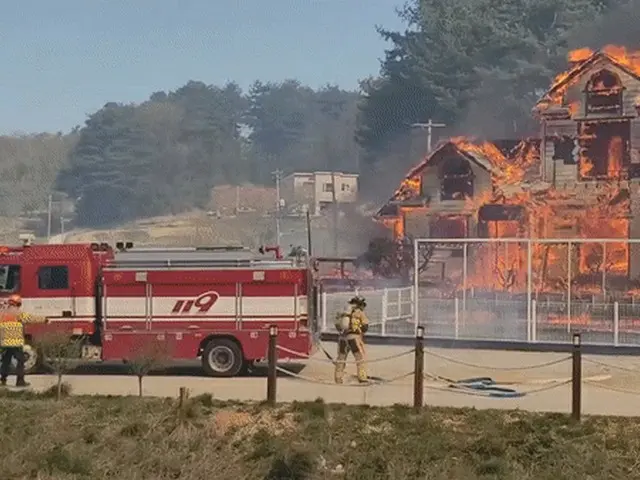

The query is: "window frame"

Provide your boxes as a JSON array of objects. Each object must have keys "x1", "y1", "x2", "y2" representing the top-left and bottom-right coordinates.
[
  {"x1": 0, "y1": 264, "x2": 20, "y2": 293},
  {"x1": 37, "y1": 265, "x2": 70, "y2": 290}
]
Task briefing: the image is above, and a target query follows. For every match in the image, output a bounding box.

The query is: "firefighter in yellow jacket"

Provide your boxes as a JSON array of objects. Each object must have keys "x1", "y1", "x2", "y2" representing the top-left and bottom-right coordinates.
[
  {"x1": 0, "y1": 294, "x2": 48, "y2": 387},
  {"x1": 334, "y1": 296, "x2": 369, "y2": 384}
]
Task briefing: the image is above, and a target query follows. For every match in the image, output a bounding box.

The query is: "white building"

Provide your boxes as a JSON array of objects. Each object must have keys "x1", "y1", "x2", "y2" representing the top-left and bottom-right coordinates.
[{"x1": 281, "y1": 171, "x2": 359, "y2": 216}]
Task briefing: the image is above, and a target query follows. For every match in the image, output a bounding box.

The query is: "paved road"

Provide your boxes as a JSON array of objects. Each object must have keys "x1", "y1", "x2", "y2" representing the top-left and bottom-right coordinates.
[{"x1": 17, "y1": 343, "x2": 640, "y2": 417}]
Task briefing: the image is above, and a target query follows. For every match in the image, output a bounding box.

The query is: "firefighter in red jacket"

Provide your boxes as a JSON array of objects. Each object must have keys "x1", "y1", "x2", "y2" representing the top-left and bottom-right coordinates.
[
  {"x1": 0, "y1": 294, "x2": 48, "y2": 387},
  {"x1": 334, "y1": 296, "x2": 369, "y2": 384}
]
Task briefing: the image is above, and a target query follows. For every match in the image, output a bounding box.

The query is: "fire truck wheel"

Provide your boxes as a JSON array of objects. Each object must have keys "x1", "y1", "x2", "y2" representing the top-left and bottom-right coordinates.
[
  {"x1": 16, "y1": 344, "x2": 39, "y2": 374},
  {"x1": 202, "y1": 339, "x2": 244, "y2": 377}
]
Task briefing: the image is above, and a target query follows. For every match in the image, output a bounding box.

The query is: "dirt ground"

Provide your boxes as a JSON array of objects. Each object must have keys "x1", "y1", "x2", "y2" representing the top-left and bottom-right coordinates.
[{"x1": 18, "y1": 343, "x2": 640, "y2": 417}]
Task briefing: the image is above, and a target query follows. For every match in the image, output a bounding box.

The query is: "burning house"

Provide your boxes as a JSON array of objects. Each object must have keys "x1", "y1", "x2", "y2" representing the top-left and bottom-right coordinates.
[{"x1": 376, "y1": 46, "x2": 640, "y2": 296}]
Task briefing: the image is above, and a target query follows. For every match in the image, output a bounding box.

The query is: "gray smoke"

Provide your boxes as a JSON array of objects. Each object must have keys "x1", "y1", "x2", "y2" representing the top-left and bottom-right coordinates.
[{"x1": 567, "y1": 1, "x2": 640, "y2": 49}]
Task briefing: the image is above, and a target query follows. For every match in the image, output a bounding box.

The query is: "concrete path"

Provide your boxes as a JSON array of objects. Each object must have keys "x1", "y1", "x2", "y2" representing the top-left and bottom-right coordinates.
[{"x1": 16, "y1": 343, "x2": 640, "y2": 417}]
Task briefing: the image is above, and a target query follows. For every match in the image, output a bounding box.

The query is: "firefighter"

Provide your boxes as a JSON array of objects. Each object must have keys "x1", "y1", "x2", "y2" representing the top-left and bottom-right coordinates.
[
  {"x1": 0, "y1": 294, "x2": 48, "y2": 387},
  {"x1": 334, "y1": 295, "x2": 369, "y2": 384}
]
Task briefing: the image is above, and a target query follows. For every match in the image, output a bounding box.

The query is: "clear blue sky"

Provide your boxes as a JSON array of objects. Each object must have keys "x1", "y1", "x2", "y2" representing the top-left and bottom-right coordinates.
[{"x1": 1, "y1": 0, "x2": 405, "y2": 134}]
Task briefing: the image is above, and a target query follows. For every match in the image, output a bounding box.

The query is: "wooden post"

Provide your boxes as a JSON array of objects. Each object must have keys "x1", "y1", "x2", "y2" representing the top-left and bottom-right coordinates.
[
  {"x1": 571, "y1": 333, "x2": 582, "y2": 422},
  {"x1": 413, "y1": 326, "x2": 425, "y2": 410},
  {"x1": 267, "y1": 325, "x2": 278, "y2": 405},
  {"x1": 179, "y1": 387, "x2": 189, "y2": 408}
]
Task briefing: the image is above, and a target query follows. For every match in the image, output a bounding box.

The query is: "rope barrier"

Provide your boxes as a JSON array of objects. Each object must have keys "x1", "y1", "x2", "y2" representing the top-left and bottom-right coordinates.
[
  {"x1": 423, "y1": 349, "x2": 573, "y2": 371},
  {"x1": 582, "y1": 357, "x2": 640, "y2": 374},
  {"x1": 584, "y1": 380, "x2": 640, "y2": 396},
  {"x1": 276, "y1": 344, "x2": 415, "y2": 365},
  {"x1": 275, "y1": 365, "x2": 414, "y2": 387}
]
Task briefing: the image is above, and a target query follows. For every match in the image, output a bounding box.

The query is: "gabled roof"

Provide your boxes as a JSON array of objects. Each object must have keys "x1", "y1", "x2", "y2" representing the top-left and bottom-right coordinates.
[
  {"x1": 537, "y1": 51, "x2": 640, "y2": 106},
  {"x1": 404, "y1": 141, "x2": 496, "y2": 179},
  {"x1": 374, "y1": 141, "x2": 496, "y2": 218}
]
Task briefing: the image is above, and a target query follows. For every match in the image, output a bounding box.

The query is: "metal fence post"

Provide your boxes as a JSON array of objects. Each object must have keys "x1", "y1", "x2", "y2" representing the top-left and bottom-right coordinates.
[
  {"x1": 321, "y1": 291, "x2": 328, "y2": 333},
  {"x1": 454, "y1": 297, "x2": 459, "y2": 339},
  {"x1": 267, "y1": 325, "x2": 278, "y2": 405},
  {"x1": 613, "y1": 301, "x2": 619, "y2": 347},
  {"x1": 571, "y1": 333, "x2": 582, "y2": 422},
  {"x1": 381, "y1": 288, "x2": 388, "y2": 336},
  {"x1": 532, "y1": 299, "x2": 537, "y2": 343},
  {"x1": 567, "y1": 241, "x2": 572, "y2": 333},
  {"x1": 526, "y1": 239, "x2": 532, "y2": 342},
  {"x1": 413, "y1": 326, "x2": 425, "y2": 410}
]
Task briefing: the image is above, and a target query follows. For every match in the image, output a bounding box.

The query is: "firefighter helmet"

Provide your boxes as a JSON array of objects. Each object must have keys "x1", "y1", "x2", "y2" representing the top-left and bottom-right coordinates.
[
  {"x1": 349, "y1": 296, "x2": 366, "y2": 309},
  {"x1": 7, "y1": 294, "x2": 22, "y2": 307}
]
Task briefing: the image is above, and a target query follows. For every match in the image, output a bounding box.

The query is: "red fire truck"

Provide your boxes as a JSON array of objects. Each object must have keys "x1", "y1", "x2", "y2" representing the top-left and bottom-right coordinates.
[{"x1": 0, "y1": 241, "x2": 316, "y2": 377}]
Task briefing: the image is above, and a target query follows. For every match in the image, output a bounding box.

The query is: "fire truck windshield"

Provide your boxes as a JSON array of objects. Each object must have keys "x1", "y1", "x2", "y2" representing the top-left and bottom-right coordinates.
[{"x1": 0, "y1": 265, "x2": 19, "y2": 292}]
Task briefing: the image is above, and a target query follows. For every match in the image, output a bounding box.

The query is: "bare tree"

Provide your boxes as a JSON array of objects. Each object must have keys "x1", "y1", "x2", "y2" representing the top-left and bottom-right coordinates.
[
  {"x1": 126, "y1": 337, "x2": 171, "y2": 397},
  {"x1": 37, "y1": 332, "x2": 82, "y2": 401}
]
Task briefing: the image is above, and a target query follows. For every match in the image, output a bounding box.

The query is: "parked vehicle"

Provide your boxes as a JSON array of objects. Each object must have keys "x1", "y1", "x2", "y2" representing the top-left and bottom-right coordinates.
[{"x1": 0, "y1": 241, "x2": 315, "y2": 376}]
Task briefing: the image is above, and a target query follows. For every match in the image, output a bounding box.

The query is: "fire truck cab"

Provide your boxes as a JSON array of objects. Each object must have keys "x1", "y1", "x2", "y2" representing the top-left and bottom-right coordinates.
[{"x1": 0, "y1": 242, "x2": 314, "y2": 377}]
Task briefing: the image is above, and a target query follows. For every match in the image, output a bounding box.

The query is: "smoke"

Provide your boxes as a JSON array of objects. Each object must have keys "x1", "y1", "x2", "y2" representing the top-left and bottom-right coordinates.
[{"x1": 567, "y1": 1, "x2": 640, "y2": 50}]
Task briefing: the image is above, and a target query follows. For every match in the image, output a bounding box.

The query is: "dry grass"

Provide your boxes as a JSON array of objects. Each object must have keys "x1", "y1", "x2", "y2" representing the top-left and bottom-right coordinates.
[{"x1": 1, "y1": 392, "x2": 640, "y2": 479}]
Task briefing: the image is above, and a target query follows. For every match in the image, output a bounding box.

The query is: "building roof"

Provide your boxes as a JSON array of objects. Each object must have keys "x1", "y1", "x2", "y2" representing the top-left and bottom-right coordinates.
[
  {"x1": 374, "y1": 138, "x2": 542, "y2": 218},
  {"x1": 283, "y1": 171, "x2": 359, "y2": 181},
  {"x1": 536, "y1": 50, "x2": 640, "y2": 108},
  {"x1": 374, "y1": 141, "x2": 496, "y2": 218}
]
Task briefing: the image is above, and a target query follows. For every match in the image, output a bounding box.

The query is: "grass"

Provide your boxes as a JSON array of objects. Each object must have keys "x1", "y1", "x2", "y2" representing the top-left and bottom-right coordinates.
[{"x1": 1, "y1": 390, "x2": 640, "y2": 480}]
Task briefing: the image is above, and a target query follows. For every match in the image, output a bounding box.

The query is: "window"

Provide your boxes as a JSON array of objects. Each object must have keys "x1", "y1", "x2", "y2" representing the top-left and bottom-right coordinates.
[
  {"x1": 585, "y1": 69, "x2": 623, "y2": 115},
  {"x1": 439, "y1": 157, "x2": 474, "y2": 200},
  {"x1": 38, "y1": 266, "x2": 69, "y2": 290},
  {"x1": 0, "y1": 265, "x2": 20, "y2": 292},
  {"x1": 323, "y1": 183, "x2": 334, "y2": 192},
  {"x1": 341, "y1": 183, "x2": 350, "y2": 192}
]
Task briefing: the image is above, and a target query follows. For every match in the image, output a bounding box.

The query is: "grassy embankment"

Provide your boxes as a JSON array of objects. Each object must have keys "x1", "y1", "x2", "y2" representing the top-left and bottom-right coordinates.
[{"x1": 1, "y1": 388, "x2": 639, "y2": 480}]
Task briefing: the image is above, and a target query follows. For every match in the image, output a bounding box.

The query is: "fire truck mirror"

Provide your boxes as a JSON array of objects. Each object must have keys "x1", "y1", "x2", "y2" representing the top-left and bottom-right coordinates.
[
  {"x1": 115, "y1": 242, "x2": 124, "y2": 250},
  {"x1": 125, "y1": 242, "x2": 133, "y2": 249}
]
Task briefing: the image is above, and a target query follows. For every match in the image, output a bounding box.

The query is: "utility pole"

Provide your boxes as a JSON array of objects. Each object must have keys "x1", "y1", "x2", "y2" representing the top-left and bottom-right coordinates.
[
  {"x1": 46, "y1": 194, "x2": 53, "y2": 242},
  {"x1": 272, "y1": 169, "x2": 283, "y2": 247},
  {"x1": 331, "y1": 171, "x2": 338, "y2": 256},
  {"x1": 235, "y1": 185, "x2": 240, "y2": 215},
  {"x1": 411, "y1": 119, "x2": 446, "y2": 153}
]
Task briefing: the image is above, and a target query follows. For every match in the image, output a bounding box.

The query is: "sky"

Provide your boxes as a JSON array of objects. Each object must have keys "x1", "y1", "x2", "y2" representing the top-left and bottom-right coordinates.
[{"x1": 1, "y1": 0, "x2": 406, "y2": 134}]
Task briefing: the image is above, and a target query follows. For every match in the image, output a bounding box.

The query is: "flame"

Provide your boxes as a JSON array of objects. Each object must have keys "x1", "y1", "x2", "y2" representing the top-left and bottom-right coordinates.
[
  {"x1": 376, "y1": 45, "x2": 638, "y2": 309},
  {"x1": 569, "y1": 48, "x2": 594, "y2": 63},
  {"x1": 541, "y1": 45, "x2": 640, "y2": 110}
]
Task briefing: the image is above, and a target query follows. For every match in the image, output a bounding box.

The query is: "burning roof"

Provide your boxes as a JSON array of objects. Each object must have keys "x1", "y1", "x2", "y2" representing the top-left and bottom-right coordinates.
[
  {"x1": 375, "y1": 138, "x2": 541, "y2": 218},
  {"x1": 536, "y1": 45, "x2": 640, "y2": 112}
]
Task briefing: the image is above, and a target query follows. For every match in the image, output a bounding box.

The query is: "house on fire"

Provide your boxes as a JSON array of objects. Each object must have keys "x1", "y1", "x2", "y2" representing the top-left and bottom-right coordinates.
[{"x1": 376, "y1": 47, "x2": 640, "y2": 280}]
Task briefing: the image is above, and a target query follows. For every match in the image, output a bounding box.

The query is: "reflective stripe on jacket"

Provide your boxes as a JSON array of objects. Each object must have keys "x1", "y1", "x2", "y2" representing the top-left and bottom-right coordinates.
[
  {"x1": 0, "y1": 309, "x2": 47, "y2": 347},
  {"x1": 0, "y1": 311, "x2": 24, "y2": 347}
]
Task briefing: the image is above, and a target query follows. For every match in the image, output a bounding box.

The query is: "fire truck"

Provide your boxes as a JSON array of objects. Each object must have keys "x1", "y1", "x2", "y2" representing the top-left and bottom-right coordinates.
[{"x1": 0, "y1": 241, "x2": 316, "y2": 377}]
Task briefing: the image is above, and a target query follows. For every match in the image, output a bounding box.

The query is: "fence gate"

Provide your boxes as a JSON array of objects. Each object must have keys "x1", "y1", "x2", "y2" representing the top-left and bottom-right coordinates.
[{"x1": 320, "y1": 287, "x2": 414, "y2": 337}]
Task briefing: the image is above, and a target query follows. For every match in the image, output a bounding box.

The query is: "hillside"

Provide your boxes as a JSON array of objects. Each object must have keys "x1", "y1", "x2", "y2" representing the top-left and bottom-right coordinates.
[
  {"x1": 1, "y1": 392, "x2": 639, "y2": 479},
  {"x1": 59, "y1": 209, "x2": 380, "y2": 258}
]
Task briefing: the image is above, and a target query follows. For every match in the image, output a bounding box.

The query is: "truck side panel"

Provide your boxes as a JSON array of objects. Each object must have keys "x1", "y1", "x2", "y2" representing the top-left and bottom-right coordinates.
[
  {"x1": 100, "y1": 268, "x2": 311, "y2": 362},
  {"x1": 101, "y1": 329, "x2": 311, "y2": 362}
]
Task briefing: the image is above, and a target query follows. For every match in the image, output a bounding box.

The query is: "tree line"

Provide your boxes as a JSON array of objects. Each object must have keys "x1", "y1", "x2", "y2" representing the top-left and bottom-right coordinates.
[{"x1": 0, "y1": 0, "x2": 635, "y2": 227}]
